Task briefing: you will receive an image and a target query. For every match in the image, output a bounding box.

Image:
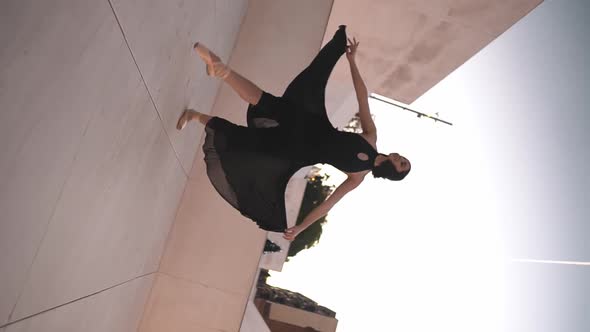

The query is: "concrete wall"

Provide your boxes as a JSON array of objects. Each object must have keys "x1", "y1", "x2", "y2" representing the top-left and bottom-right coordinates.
[
  {"x1": 140, "y1": 1, "x2": 334, "y2": 331},
  {"x1": 320, "y1": 0, "x2": 542, "y2": 127},
  {"x1": 0, "y1": 0, "x2": 247, "y2": 330}
]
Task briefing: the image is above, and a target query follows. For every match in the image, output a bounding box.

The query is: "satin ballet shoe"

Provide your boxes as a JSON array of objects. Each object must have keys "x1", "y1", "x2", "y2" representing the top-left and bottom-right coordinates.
[
  {"x1": 193, "y1": 43, "x2": 231, "y2": 79},
  {"x1": 176, "y1": 109, "x2": 197, "y2": 130}
]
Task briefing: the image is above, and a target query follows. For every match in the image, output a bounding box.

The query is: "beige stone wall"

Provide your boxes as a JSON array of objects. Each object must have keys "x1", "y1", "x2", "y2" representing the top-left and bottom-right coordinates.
[
  {"x1": 321, "y1": 0, "x2": 542, "y2": 127},
  {"x1": 0, "y1": 0, "x2": 247, "y2": 330}
]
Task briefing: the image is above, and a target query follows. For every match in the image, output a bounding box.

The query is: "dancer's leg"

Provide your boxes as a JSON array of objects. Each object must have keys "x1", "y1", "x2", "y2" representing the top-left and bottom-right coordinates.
[
  {"x1": 223, "y1": 71, "x2": 263, "y2": 106},
  {"x1": 282, "y1": 25, "x2": 347, "y2": 102},
  {"x1": 194, "y1": 43, "x2": 263, "y2": 106}
]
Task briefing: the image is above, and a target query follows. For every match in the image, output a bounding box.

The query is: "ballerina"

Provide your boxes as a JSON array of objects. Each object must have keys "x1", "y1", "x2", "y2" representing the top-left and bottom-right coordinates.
[{"x1": 177, "y1": 25, "x2": 411, "y2": 240}]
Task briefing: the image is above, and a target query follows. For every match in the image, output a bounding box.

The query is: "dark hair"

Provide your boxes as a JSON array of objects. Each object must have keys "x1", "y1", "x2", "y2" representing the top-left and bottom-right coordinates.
[{"x1": 371, "y1": 157, "x2": 411, "y2": 181}]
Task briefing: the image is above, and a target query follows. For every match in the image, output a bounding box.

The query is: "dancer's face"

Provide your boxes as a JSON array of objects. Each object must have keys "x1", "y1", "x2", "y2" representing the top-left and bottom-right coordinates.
[{"x1": 388, "y1": 153, "x2": 411, "y2": 173}]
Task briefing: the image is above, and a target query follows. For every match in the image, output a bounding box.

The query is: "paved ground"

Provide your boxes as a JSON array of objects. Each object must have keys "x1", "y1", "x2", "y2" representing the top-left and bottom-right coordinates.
[{"x1": 0, "y1": 0, "x2": 247, "y2": 330}]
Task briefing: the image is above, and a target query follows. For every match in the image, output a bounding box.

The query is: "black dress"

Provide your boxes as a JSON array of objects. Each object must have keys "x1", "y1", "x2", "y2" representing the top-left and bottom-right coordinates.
[{"x1": 202, "y1": 26, "x2": 377, "y2": 232}]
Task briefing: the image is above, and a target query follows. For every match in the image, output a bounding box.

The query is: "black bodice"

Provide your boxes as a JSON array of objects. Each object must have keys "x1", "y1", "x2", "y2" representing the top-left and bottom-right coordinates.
[{"x1": 318, "y1": 130, "x2": 378, "y2": 173}]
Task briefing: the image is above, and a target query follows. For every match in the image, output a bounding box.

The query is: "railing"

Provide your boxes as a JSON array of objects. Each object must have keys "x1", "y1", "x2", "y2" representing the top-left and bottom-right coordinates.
[{"x1": 370, "y1": 93, "x2": 453, "y2": 126}]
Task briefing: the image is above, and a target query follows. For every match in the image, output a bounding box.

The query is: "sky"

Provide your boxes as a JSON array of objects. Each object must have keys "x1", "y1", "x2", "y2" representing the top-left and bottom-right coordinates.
[{"x1": 268, "y1": 1, "x2": 590, "y2": 331}]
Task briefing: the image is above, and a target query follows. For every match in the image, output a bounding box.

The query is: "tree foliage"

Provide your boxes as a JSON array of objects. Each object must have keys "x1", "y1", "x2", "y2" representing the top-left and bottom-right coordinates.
[
  {"x1": 342, "y1": 112, "x2": 375, "y2": 133},
  {"x1": 287, "y1": 171, "x2": 335, "y2": 258}
]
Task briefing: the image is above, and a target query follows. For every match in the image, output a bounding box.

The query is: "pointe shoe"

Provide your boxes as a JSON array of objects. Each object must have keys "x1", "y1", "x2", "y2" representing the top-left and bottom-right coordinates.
[
  {"x1": 176, "y1": 109, "x2": 198, "y2": 130},
  {"x1": 193, "y1": 43, "x2": 231, "y2": 79}
]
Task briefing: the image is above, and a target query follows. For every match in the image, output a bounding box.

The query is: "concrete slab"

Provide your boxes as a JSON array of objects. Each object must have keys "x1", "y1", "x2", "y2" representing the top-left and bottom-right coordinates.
[
  {"x1": 0, "y1": 0, "x2": 185, "y2": 323},
  {"x1": 4, "y1": 274, "x2": 153, "y2": 332},
  {"x1": 110, "y1": 0, "x2": 248, "y2": 173},
  {"x1": 0, "y1": 0, "x2": 144, "y2": 324},
  {"x1": 138, "y1": 273, "x2": 246, "y2": 332},
  {"x1": 159, "y1": 173, "x2": 266, "y2": 295},
  {"x1": 1, "y1": 0, "x2": 251, "y2": 327},
  {"x1": 321, "y1": 0, "x2": 542, "y2": 124},
  {"x1": 11, "y1": 88, "x2": 184, "y2": 321}
]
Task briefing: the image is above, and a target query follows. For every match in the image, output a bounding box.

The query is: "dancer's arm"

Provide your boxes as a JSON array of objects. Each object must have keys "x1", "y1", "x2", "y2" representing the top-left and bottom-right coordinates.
[
  {"x1": 283, "y1": 173, "x2": 365, "y2": 241},
  {"x1": 346, "y1": 37, "x2": 377, "y2": 143}
]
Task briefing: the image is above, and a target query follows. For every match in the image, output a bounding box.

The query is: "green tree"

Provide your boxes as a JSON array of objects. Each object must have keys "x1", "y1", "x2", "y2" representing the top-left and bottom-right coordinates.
[{"x1": 287, "y1": 171, "x2": 334, "y2": 258}]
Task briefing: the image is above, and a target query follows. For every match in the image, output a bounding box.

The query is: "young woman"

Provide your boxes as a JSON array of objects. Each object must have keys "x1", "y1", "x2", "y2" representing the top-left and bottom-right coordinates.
[{"x1": 177, "y1": 25, "x2": 411, "y2": 241}]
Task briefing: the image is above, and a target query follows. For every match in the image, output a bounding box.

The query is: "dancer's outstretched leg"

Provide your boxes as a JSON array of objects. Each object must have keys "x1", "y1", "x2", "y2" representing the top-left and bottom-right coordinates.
[
  {"x1": 282, "y1": 25, "x2": 347, "y2": 105},
  {"x1": 176, "y1": 109, "x2": 212, "y2": 130},
  {"x1": 224, "y1": 71, "x2": 263, "y2": 106},
  {"x1": 194, "y1": 43, "x2": 263, "y2": 106}
]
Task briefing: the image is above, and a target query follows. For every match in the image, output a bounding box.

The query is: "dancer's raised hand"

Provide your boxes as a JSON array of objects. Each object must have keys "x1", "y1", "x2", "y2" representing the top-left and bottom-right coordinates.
[
  {"x1": 346, "y1": 37, "x2": 360, "y2": 62},
  {"x1": 283, "y1": 225, "x2": 303, "y2": 241}
]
